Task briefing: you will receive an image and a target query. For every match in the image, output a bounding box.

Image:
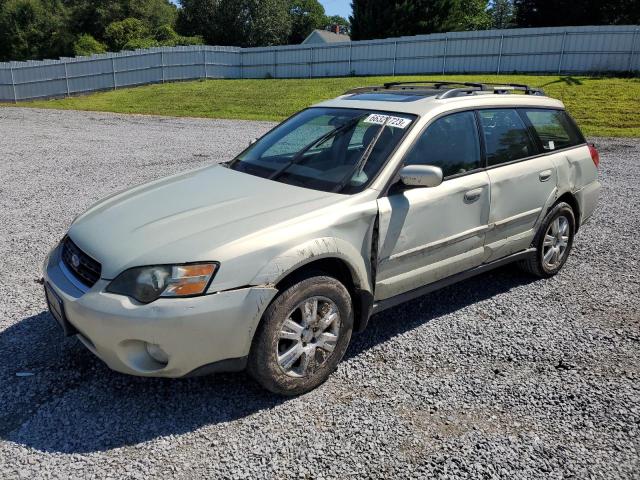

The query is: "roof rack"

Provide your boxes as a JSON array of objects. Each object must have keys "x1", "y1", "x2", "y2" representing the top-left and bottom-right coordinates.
[{"x1": 343, "y1": 80, "x2": 544, "y2": 98}]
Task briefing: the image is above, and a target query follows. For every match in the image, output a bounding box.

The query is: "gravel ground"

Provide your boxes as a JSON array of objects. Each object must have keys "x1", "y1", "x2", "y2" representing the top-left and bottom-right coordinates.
[{"x1": 0, "y1": 107, "x2": 638, "y2": 479}]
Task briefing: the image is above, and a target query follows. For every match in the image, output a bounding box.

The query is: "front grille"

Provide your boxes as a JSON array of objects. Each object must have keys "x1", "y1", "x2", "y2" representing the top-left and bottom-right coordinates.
[{"x1": 61, "y1": 237, "x2": 102, "y2": 288}]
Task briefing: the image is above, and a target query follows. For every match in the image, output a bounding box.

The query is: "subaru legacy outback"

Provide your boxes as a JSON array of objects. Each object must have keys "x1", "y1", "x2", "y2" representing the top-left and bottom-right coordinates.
[{"x1": 43, "y1": 81, "x2": 601, "y2": 395}]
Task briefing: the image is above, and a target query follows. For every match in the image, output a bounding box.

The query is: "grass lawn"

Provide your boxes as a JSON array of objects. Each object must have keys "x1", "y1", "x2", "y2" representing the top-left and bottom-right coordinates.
[{"x1": 6, "y1": 75, "x2": 640, "y2": 137}]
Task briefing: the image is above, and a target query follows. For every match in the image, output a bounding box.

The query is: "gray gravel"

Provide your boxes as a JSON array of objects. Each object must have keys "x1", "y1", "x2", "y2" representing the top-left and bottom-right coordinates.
[{"x1": 0, "y1": 107, "x2": 638, "y2": 479}]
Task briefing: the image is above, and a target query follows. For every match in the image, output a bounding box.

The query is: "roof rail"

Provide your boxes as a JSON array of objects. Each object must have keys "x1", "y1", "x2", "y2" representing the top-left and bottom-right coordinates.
[
  {"x1": 382, "y1": 80, "x2": 487, "y2": 90},
  {"x1": 343, "y1": 80, "x2": 544, "y2": 97}
]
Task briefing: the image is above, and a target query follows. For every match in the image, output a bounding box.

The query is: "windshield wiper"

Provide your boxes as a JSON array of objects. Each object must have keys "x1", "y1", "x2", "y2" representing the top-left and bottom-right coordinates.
[
  {"x1": 332, "y1": 117, "x2": 391, "y2": 193},
  {"x1": 268, "y1": 113, "x2": 369, "y2": 181}
]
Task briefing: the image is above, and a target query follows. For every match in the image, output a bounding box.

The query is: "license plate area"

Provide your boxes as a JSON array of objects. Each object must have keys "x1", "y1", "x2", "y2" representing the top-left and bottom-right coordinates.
[{"x1": 45, "y1": 283, "x2": 78, "y2": 337}]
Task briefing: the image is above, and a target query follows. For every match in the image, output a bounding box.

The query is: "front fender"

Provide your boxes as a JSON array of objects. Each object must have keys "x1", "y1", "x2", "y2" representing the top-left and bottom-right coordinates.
[{"x1": 251, "y1": 237, "x2": 372, "y2": 293}]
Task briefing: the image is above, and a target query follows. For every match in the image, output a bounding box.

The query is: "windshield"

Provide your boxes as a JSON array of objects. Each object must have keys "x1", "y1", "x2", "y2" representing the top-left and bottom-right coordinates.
[{"x1": 228, "y1": 108, "x2": 416, "y2": 193}]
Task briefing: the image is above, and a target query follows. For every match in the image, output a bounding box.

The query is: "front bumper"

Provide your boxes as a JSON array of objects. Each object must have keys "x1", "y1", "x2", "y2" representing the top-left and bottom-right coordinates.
[{"x1": 43, "y1": 244, "x2": 278, "y2": 377}]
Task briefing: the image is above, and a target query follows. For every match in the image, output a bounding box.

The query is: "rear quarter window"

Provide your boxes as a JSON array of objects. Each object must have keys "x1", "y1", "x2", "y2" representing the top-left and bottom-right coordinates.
[{"x1": 522, "y1": 109, "x2": 585, "y2": 151}]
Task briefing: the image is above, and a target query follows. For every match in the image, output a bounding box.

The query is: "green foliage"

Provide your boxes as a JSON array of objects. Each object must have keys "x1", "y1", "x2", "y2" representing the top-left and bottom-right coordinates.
[
  {"x1": 122, "y1": 36, "x2": 157, "y2": 50},
  {"x1": 105, "y1": 17, "x2": 149, "y2": 50},
  {"x1": 288, "y1": 0, "x2": 326, "y2": 44},
  {"x1": 155, "y1": 25, "x2": 203, "y2": 46},
  {"x1": 0, "y1": 0, "x2": 73, "y2": 61},
  {"x1": 453, "y1": 0, "x2": 491, "y2": 31},
  {"x1": 489, "y1": 0, "x2": 516, "y2": 29},
  {"x1": 154, "y1": 23, "x2": 178, "y2": 42},
  {"x1": 178, "y1": 0, "x2": 291, "y2": 47},
  {"x1": 73, "y1": 33, "x2": 107, "y2": 56},
  {"x1": 351, "y1": 0, "x2": 485, "y2": 40},
  {"x1": 514, "y1": 0, "x2": 639, "y2": 27},
  {"x1": 350, "y1": 0, "x2": 396, "y2": 40},
  {"x1": 175, "y1": 0, "x2": 218, "y2": 44}
]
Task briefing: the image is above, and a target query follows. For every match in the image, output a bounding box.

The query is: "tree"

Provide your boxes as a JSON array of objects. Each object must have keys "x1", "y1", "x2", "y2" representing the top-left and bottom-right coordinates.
[
  {"x1": 514, "y1": 0, "x2": 639, "y2": 27},
  {"x1": 0, "y1": 0, "x2": 72, "y2": 61},
  {"x1": 176, "y1": 0, "x2": 219, "y2": 44},
  {"x1": 489, "y1": 0, "x2": 515, "y2": 29},
  {"x1": 73, "y1": 33, "x2": 107, "y2": 55},
  {"x1": 453, "y1": 0, "x2": 491, "y2": 31},
  {"x1": 288, "y1": 0, "x2": 326, "y2": 44},
  {"x1": 350, "y1": 0, "x2": 484, "y2": 40},
  {"x1": 350, "y1": 0, "x2": 396, "y2": 40},
  {"x1": 178, "y1": 0, "x2": 291, "y2": 47},
  {"x1": 67, "y1": 0, "x2": 177, "y2": 44},
  {"x1": 104, "y1": 17, "x2": 149, "y2": 50}
]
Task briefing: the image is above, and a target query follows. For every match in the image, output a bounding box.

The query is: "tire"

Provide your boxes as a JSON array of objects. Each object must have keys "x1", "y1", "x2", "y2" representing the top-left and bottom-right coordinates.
[
  {"x1": 519, "y1": 201, "x2": 576, "y2": 278},
  {"x1": 247, "y1": 274, "x2": 353, "y2": 396}
]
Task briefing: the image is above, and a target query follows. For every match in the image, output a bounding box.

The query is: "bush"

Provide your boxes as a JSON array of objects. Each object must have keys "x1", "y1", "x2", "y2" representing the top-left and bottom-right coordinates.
[
  {"x1": 122, "y1": 37, "x2": 159, "y2": 50},
  {"x1": 154, "y1": 24, "x2": 179, "y2": 42},
  {"x1": 105, "y1": 18, "x2": 149, "y2": 50},
  {"x1": 73, "y1": 34, "x2": 107, "y2": 56}
]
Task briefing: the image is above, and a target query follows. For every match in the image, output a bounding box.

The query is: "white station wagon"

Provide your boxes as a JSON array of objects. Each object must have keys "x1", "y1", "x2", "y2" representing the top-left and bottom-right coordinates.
[{"x1": 43, "y1": 81, "x2": 601, "y2": 395}]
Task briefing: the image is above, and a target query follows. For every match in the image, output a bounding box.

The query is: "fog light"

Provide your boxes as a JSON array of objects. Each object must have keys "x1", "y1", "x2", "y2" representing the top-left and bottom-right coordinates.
[{"x1": 145, "y1": 343, "x2": 169, "y2": 365}]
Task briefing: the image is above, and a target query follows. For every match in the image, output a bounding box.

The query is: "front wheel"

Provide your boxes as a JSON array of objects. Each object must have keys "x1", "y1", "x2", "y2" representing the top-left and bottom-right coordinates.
[
  {"x1": 519, "y1": 201, "x2": 576, "y2": 278},
  {"x1": 248, "y1": 274, "x2": 353, "y2": 396}
]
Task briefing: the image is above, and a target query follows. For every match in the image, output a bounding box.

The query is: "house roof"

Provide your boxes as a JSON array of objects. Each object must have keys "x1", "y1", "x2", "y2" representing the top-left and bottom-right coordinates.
[{"x1": 301, "y1": 29, "x2": 351, "y2": 45}]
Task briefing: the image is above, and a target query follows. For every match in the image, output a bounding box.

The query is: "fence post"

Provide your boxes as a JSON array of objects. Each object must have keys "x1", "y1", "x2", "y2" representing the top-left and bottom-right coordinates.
[
  {"x1": 629, "y1": 28, "x2": 639, "y2": 73},
  {"x1": 309, "y1": 47, "x2": 313, "y2": 78},
  {"x1": 63, "y1": 61, "x2": 70, "y2": 97},
  {"x1": 392, "y1": 41, "x2": 398, "y2": 76},
  {"x1": 497, "y1": 34, "x2": 504, "y2": 75},
  {"x1": 160, "y1": 50, "x2": 165, "y2": 83},
  {"x1": 442, "y1": 37, "x2": 448, "y2": 74},
  {"x1": 348, "y1": 43, "x2": 352, "y2": 75},
  {"x1": 9, "y1": 65, "x2": 17, "y2": 103},
  {"x1": 273, "y1": 48, "x2": 277, "y2": 78},
  {"x1": 239, "y1": 50, "x2": 243, "y2": 79},
  {"x1": 202, "y1": 47, "x2": 207, "y2": 79},
  {"x1": 558, "y1": 31, "x2": 567, "y2": 75},
  {"x1": 111, "y1": 56, "x2": 117, "y2": 89}
]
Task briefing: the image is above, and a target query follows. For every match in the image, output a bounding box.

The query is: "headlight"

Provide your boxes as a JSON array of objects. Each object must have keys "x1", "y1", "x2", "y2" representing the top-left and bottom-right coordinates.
[{"x1": 107, "y1": 263, "x2": 219, "y2": 304}]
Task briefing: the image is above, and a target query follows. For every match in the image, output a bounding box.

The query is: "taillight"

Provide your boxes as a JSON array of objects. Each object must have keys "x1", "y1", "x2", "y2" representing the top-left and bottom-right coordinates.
[{"x1": 588, "y1": 144, "x2": 600, "y2": 168}]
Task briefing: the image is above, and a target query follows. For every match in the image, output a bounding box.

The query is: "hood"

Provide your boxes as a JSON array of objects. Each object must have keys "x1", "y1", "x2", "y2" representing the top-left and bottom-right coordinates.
[{"x1": 69, "y1": 165, "x2": 344, "y2": 278}]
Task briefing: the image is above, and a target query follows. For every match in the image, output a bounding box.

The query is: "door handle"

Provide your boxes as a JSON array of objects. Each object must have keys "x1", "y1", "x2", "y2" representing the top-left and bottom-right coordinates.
[
  {"x1": 539, "y1": 170, "x2": 553, "y2": 182},
  {"x1": 464, "y1": 188, "x2": 483, "y2": 203}
]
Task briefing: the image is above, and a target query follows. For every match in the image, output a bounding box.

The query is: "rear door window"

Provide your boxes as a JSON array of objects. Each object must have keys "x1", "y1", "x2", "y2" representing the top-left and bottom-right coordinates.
[
  {"x1": 477, "y1": 109, "x2": 536, "y2": 166},
  {"x1": 522, "y1": 109, "x2": 585, "y2": 151}
]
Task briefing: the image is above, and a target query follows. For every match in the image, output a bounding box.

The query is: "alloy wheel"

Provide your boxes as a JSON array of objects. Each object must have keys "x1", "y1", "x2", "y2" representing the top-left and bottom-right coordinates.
[
  {"x1": 276, "y1": 296, "x2": 341, "y2": 378},
  {"x1": 542, "y1": 215, "x2": 570, "y2": 269}
]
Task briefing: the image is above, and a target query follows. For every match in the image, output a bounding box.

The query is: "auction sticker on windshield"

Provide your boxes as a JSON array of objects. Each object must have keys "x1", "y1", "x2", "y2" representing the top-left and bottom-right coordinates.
[{"x1": 364, "y1": 114, "x2": 412, "y2": 129}]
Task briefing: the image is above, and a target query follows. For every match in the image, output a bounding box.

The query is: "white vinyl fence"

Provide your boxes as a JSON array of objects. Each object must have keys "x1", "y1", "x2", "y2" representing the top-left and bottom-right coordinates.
[{"x1": 0, "y1": 25, "x2": 638, "y2": 102}]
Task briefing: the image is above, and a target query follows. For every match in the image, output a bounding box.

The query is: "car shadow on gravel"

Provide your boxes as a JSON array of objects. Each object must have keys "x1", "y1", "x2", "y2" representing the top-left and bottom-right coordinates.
[
  {"x1": 0, "y1": 267, "x2": 535, "y2": 454},
  {"x1": 345, "y1": 266, "x2": 537, "y2": 360}
]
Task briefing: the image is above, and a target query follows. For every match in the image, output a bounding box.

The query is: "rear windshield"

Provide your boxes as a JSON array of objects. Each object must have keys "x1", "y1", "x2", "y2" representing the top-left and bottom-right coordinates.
[{"x1": 229, "y1": 107, "x2": 416, "y2": 193}]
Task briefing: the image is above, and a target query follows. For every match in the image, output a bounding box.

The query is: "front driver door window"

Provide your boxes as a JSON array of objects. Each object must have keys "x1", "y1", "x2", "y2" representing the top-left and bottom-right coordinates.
[
  {"x1": 404, "y1": 111, "x2": 482, "y2": 176},
  {"x1": 375, "y1": 111, "x2": 491, "y2": 300}
]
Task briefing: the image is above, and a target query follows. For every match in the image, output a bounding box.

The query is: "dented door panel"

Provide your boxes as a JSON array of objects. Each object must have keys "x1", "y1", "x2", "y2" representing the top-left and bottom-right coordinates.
[
  {"x1": 375, "y1": 171, "x2": 491, "y2": 300},
  {"x1": 484, "y1": 156, "x2": 557, "y2": 263}
]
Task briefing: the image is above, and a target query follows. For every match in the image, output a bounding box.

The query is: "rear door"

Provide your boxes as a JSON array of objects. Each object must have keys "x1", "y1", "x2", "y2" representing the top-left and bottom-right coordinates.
[{"x1": 478, "y1": 108, "x2": 557, "y2": 262}]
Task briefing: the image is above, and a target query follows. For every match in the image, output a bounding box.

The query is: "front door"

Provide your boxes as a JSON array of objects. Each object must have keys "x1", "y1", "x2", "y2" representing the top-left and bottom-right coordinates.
[{"x1": 375, "y1": 110, "x2": 491, "y2": 300}]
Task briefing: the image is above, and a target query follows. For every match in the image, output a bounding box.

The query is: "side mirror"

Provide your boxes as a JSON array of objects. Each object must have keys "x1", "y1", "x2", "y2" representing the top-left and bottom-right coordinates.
[{"x1": 399, "y1": 165, "x2": 443, "y2": 188}]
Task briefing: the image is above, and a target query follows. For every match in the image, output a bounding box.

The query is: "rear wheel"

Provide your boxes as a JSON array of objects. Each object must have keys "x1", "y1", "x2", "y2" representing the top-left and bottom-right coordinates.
[
  {"x1": 248, "y1": 274, "x2": 353, "y2": 396},
  {"x1": 519, "y1": 201, "x2": 575, "y2": 278}
]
